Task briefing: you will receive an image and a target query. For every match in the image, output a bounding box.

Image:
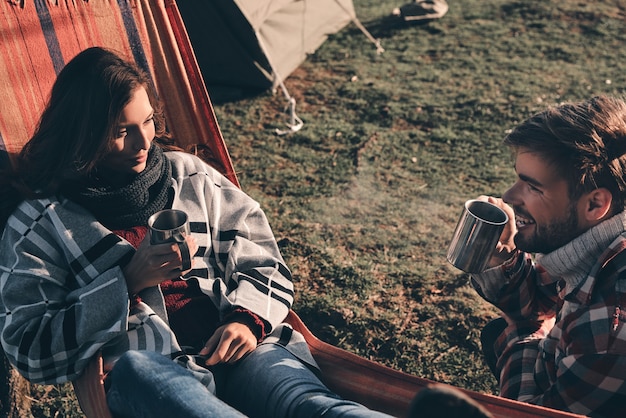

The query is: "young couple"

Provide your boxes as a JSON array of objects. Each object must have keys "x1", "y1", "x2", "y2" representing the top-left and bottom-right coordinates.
[{"x1": 1, "y1": 46, "x2": 625, "y2": 418}]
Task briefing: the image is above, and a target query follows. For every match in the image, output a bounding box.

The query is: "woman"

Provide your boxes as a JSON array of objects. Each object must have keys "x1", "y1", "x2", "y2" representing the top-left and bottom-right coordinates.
[{"x1": 0, "y1": 47, "x2": 391, "y2": 418}]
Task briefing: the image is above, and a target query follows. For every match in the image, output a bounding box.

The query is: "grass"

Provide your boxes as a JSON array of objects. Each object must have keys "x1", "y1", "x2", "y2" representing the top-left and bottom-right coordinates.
[{"x1": 26, "y1": 0, "x2": 626, "y2": 415}]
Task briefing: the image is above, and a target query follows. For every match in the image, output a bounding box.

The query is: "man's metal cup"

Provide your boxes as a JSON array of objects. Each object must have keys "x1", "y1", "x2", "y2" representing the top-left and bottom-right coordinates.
[
  {"x1": 148, "y1": 209, "x2": 192, "y2": 271},
  {"x1": 446, "y1": 199, "x2": 508, "y2": 273}
]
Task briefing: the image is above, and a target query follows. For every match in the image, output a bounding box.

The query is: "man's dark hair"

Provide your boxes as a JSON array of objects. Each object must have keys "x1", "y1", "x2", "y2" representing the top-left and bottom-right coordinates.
[{"x1": 504, "y1": 95, "x2": 626, "y2": 213}]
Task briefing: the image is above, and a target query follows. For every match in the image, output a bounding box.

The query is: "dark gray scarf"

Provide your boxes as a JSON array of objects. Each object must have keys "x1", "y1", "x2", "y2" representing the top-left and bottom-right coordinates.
[{"x1": 61, "y1": 145, "x2": 172, "y2": 230}]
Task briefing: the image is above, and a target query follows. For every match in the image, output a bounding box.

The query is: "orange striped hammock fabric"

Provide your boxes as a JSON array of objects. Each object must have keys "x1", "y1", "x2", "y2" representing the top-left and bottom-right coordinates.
[
  {"x1": 0, "y1": 1, "x2": 582, "y2": 418},
  {"x1": 0, "y1": 0, "x2": 237, "y2": 185}
]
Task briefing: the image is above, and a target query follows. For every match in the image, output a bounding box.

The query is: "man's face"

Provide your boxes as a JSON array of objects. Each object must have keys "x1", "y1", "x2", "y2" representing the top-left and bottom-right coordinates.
[{"x1": 502, "y1": 149, "x2": 587, "y2": 254}]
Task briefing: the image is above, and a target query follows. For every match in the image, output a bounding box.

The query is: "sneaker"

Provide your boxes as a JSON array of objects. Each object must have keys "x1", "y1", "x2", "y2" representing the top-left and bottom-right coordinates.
[{"x1": 392, "y1": 0, "x2": 449, "y2": 22}]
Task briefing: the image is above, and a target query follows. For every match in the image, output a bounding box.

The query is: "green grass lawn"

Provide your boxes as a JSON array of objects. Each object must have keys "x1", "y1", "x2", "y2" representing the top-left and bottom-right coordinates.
[{"x1": 28, "y1": 0, "x2": 626, "y2": 415}]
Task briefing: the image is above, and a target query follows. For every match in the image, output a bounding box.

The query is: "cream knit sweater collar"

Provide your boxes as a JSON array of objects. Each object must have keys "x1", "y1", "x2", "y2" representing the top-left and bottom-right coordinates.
[{"x1": 537, "y1": 211, "x2": 626, "y2": 293}]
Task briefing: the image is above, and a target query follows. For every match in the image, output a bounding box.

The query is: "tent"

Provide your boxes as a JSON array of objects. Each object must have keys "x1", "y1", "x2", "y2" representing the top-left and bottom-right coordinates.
[
  {"x1": 176, "y1": 0, "x2": 382, "y2": 104},
  {"x1": 177, "y1": 0, "x2": 383, "y2": 134}
]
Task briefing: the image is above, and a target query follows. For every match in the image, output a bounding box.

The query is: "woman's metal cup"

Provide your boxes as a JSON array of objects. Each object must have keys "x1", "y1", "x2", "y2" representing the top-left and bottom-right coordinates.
[
  {"x1": 148, "y1": 209, "x2": 192, "y2": 271},
  {"x1": 446, "y1": 199, "x2": 508, "y2": 273}
]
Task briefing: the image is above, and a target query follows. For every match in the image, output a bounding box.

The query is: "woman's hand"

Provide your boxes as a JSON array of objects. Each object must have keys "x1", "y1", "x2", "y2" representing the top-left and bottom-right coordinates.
[
  {"x1": 200, "y1": 322, "x2": 258, "y2": 366},
  {"x1": 123, "y1": 234, "x2": 198, "y2": 295},
  {"x1": 477, "y1": 195, "x2": 518, "y2": 268}
]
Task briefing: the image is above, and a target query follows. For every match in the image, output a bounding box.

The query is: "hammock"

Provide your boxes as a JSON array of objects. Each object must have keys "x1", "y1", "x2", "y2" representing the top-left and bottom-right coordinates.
[
  {"x1": 0, "y1": 1, "x2": 583, "y2": 417},
  {"x1": 0, "y1": 0, "x2": 236, "y2": 185}
]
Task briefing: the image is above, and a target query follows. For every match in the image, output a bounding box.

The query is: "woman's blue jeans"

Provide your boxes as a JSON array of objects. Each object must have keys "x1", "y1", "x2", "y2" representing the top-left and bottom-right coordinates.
[
  {"x1": 105, "y1": 350, "x2": 244, "y2": 418},
  {"x1": 105, "y1": 344, "x2": 392, "y2": 418}
]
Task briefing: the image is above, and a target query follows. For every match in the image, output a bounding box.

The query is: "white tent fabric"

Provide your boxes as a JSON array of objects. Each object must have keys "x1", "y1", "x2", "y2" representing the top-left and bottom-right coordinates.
[{"x1": 237, "y1": 0, "x2": 365, "y2": 89}]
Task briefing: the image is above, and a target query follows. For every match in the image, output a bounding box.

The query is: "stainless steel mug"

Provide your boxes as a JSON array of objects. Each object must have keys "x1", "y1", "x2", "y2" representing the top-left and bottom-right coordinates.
[
  {"x1": 446, "y1": 199, "x2": 508, "y2": 273},
  {"x1": 148, "y1": 209, "x2": 192, "y2": 271}
]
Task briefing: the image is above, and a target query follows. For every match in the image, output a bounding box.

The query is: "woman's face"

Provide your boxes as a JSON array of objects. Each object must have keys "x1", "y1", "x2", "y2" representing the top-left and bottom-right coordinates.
[{"x1": 99, "y1": 85, "x2": 155, "y2": 176}]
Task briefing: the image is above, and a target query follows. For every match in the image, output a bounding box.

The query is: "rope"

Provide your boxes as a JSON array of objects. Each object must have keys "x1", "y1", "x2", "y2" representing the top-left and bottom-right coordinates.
[{"x1": 335, "y1": 0, "x2": 384, "y2": 54}]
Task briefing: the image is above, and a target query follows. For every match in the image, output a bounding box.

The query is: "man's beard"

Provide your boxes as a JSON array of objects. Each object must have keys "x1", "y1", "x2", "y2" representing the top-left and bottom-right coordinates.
[{"x1": 514, "y1": 203, "x2": 582, "y2": 254}]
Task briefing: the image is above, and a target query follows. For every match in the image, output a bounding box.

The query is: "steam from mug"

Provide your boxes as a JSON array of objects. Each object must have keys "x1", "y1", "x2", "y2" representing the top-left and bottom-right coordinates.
[
  {"x1": 148, "y1": 209, "x2": 192, "y2": 271},
  {"x1": 446, "y1": 200, "x2": 508, "y2": 273}
]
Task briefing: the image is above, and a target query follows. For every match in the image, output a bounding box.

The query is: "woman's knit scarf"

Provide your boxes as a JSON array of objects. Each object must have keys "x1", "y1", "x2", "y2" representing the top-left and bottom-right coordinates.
[{"x1": 61, "y1": 145, "x2": 172, "y2": 230}]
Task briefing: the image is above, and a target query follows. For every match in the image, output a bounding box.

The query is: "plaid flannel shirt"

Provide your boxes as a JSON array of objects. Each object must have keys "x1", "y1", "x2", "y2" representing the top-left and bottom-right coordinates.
[
  {"x1": 0, "y1": 151, "x2": 312, "y2": 385},
  {"x1": 472, "y1": 212, "x2": 626, "y2": 417}
]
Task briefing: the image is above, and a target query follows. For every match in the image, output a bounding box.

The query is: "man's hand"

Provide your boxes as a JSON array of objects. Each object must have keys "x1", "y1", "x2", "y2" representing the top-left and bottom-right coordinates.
[
  {"x1": 200, "y1": 322, "x2": 258, "y2": 366},
  {"x1": 477, "y1": 195, "x2": 518, "y2": 267}
]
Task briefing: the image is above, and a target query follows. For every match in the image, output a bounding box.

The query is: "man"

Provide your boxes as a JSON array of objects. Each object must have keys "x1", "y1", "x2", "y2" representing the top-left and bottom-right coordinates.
[{"x1": 473, "y1": 95, "x2": 626, "y2": 418}]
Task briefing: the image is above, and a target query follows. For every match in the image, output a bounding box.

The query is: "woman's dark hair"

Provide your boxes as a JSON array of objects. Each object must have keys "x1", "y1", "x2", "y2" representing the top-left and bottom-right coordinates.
[
  {"x1": 1, "y1": 47, "x2": 179, "y2": 227},
  {"x1": 504, "y1": 95, "x2": 626, "y2": 213}
]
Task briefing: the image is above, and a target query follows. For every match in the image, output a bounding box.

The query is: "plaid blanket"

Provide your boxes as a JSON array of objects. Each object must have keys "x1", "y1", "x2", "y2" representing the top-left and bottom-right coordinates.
[{"x1": 0, "y1": 152, "x2": 304, "y2": 385}]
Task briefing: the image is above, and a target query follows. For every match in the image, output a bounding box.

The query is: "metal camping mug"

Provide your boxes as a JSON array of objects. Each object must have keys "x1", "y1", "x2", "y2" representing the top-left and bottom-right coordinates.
[
  {"x1": 147, "y1": 209, "x2": 192, "y2": 271},
  {"x1": 446, "y1": 199, "x2": 509, "y2": 273}
]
